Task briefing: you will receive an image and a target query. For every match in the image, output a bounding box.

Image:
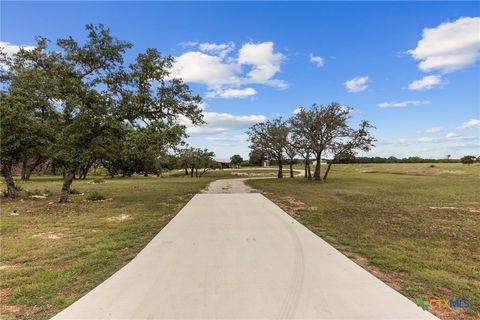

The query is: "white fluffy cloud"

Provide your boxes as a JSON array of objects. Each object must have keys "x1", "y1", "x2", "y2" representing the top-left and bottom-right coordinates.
[
  {"x1": 458, "y1": 119, "x2": 480, "y2": 129},
  {"x1": 408, "y1": 17, "x2": 480, "y2": 73},
  {"x1": 344, "y1": 76, "x2": 369, "y2": 93},
  {"x1": 309, "y1": 53, "x2": 324, "y2": 67},
  {"x1": 198, "y1": 42, "x2": 235, "y2": 58},
  {"x1": 205, "y1": 134, "x2": 248, "y2": 142},
  {"x1": 0, "y1": 41, "x2": 35, "y2": 69},
  {"x1": 170, "y1": 41, "x2": 287, "y2": 99},
  {"x1": 238, "y1": 41, "x2": 287, "y2": 88},
  {"x1": 417, "y1": 132, "x2": 476, "y2": 143},
  {"x1": 424, "y1": 127, "x2": 443, "y2": 134},
  {"x1": 378, "y1": 100, "x2": 430, "y2": 108},
  {"x1": 417, "y1": 137, "x2": 435, "y2": 143},
  {"x1": 408, "y1": 75, "x2": 443, "y2": 91},
  {"x1": 206, "y1": 87, "x2": 257, "y2": 99},
  {"x1": 183, "y1": 112, "x2": 267, "y2": 135},
  {"x1": 0, "y1": 41, "x2": 35, "y2": 56},
  {"x1": 377, "y1": 138, "x2": 409, "y2": 146},
  {"x1": 445, "y1": 132, "x2": 461, "y2": 140},
  {"x1": 169, "y1": 51, "x2": 240, "y2": 87}
]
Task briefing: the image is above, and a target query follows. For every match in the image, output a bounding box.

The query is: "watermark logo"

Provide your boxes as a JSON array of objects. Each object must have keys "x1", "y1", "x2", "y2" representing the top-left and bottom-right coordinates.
[{"x1": 417, "y1": 298, "x2": 470, "y2": 311}]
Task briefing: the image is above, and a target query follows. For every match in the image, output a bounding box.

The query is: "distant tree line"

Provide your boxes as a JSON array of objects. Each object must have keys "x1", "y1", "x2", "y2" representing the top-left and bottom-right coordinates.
[
  {"x1": 334, "y1": 156, "x2": 479, "y2": 164},
  {"x1": 0, "y1": 24, "x2": 216, "y2": 202},
  {"x1": 247, "y1": 102, "x2": 376, "y2": 180},
  {"x1": 248, "y1": 147, "x2": 478, "y2": 168}
]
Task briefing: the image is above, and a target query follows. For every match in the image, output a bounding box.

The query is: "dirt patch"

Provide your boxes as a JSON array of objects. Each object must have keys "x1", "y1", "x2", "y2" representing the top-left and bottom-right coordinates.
[
  {"x1": 429, "y1": 206, "x2": 480, "y2": 213},
  {"x1": 203, "y1": 179, "x2": 256, "y2": 194},
  {"x1": 0, "y1": 264, "x2": 20, "y2": 270},
  {"x1": 106, "y1": 214, "x2": 132, "y2": 222},
  {"x1": 263, "y1": 193, "x2": 317, "y2": 218},
  {"x1": 32, "y1": 232, "x2": 64, "y2": 240},
  {"x1": 0, "y1": 302, "x2": 39, "y2": 320},
  {"x1": 231, "y1": 172, "x2": 278, "y2": 177},
  {"x1": 0, "y1": 288, "x2": 32, "y2": 318}
]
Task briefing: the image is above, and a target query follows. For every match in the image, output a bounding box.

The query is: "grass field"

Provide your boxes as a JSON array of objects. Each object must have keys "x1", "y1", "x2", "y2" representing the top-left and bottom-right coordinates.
[
  {"x1": 2, "y1": 164, "x2": 479, "y2": 319},
  {"x1": 0, "y1": 169, "x2": 276, "y2": 319},
  {"x1": 247, "y1": 163, "x2": 480, "y2": 320}
]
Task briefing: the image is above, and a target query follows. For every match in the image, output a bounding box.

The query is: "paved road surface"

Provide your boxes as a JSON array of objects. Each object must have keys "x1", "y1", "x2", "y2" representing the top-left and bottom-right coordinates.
[{"x1": 53, "y1": 180, "x2": 438, "y2": 319}]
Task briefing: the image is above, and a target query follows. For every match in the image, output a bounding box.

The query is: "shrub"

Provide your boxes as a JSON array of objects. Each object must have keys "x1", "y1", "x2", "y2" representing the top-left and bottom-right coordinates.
[
  {"x1": 460, "y1": 155, "x2": 475, "y2": 165},
  {"x1": 26, "y1": 189, "x2": 41, "y2": 196},
  {"x1": 86, "y1": 191, "x2": 105, "y2": 201},
  {"x1": 69, "y1": 188, "x2": 81, "y2": 195}
]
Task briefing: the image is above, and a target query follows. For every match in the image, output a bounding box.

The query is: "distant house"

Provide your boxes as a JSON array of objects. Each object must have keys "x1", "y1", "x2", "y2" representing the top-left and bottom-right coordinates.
[{"x1": 215, "y1": 159, "x2": 233, "y2": 169}]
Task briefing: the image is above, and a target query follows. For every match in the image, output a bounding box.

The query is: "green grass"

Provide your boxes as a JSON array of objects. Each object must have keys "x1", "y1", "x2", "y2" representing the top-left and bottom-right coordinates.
[
  {"x1": 0, "y1": 168, "x2": 276, "y2": 319},
  {"x1": 247, "y1": 163, "x2": 480, "y2": 319}
]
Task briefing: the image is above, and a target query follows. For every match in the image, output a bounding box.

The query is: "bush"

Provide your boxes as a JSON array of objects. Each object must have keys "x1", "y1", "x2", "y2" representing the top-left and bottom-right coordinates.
[
  {"x1": 93, "y1": 179, "x2": 105, "y2": 184},
  {"x1": 86, "y1": 191, "x2": 105, "y2": 201},
  {"x1": 69, "y1": 188, "x2": 81, "y2": 195},
  {"x1": 25, "y1": 188, "x2": 52, "y2": 197},
  {"x1": 429, "y1": 164, "x2": 436, "y2": 168},
  {"x1": 26, "y1": 189, "x2": 40, "y2": 196},
  {"x1": 460, "y1": 155, "x2": 475, "y2": 165}
]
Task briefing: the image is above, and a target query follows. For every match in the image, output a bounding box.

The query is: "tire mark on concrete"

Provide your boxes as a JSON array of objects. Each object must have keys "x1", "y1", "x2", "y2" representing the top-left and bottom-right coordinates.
[{"x1": 264, "y1": 199, "x2": 305, "y2": 320}]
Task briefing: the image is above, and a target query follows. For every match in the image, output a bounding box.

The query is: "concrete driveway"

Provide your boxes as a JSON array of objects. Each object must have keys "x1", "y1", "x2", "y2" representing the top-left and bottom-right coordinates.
[{"x1": 53, "y1": 184, "x2": 438, "y2": 319}]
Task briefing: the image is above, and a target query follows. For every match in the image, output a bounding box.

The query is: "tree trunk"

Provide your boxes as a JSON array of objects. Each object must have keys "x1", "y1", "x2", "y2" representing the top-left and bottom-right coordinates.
[
  {"x1": 195, "y1": 168, "x2": 198, "y2": 177},
  {"x1": 101, "y1": 161, "x2": 115, "y2": 178},
  {"x1": 1, "y1": 162, "x2": 17, "y2": 198},
  {"x1": 21, "y1": 160, "x2": 27, "y2": 180},
  {"x1": 323, "y1": 161, "x2": 334, "y2": 181},
  {"x1": 23, "y1": 157, "x2": 45, "y2": 181},
  {"x1": 52, "y1": 159, "x2": 57, "y2": 175},
  {"x1": 59, "y1": 170, "x2": 75, "y2": 203},
  {"x1": 43, "y1": 162, "x2": 51, "y2": 175},
  {"x1": 184, "y1": 167, "x2": 188, "y2": 175},
  {"x1": 304, "y1": 161, "x2": 308, "y2": 178},
  {"x1": 190, "y1": 166, "x2": 194, "y2": 177},
  {"x1": 289, "y1": 162, "x2": 294, "y2": 178},
  {"x1": 313, "y1": 154, "x2": 322, "y2": 180},
  {"x1": 25, "y1": 166, "x2": 34, "y2": 180},
  {"x1": 307, "y1": 162, "x2": 312, "y2": 180},
  {"x1": 80, "y1": 159, "x2": 95, "y2": 179},
  {"x1": 199, "y1": 168, "x2": 208, "y2": 177},
  {"x1": 143, "y1": 163, "x2": 148, "y2": 177},
  {"x1": 277, "y1": 159, "x2": 283, "y2": 178}
]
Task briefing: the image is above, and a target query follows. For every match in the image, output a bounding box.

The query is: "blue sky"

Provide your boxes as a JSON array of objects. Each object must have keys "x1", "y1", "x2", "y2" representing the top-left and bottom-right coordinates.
[{"x1": 2, "y1": 1, "x2": 479, "y2": 159}]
